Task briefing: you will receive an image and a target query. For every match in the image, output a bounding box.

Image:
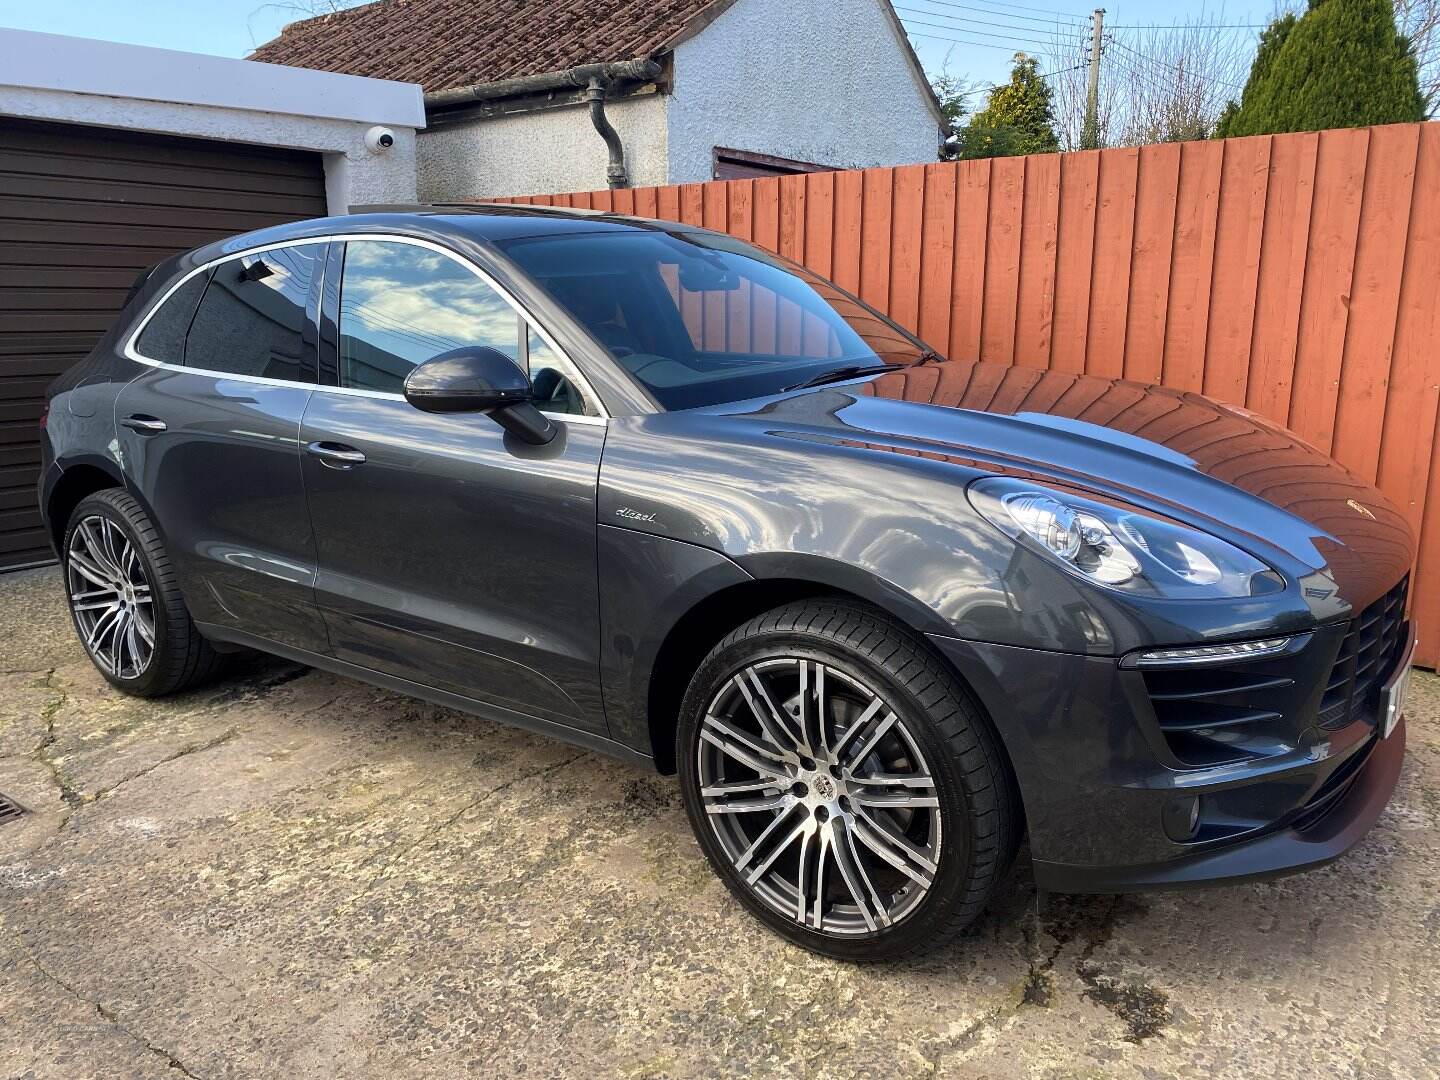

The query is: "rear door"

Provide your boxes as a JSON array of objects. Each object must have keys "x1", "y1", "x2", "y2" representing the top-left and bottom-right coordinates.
[
  {"x1": 115, "y1": 240, "x2": 330, "y2": 653},
  {"x1": 299, "y1": 236, "x2": 609, "y2": 733}
]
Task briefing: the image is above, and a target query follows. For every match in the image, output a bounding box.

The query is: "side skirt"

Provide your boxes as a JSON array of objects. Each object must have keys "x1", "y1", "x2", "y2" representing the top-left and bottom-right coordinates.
[{"x1": 195, "y1": 621, "x2": 658, "y2": 772}]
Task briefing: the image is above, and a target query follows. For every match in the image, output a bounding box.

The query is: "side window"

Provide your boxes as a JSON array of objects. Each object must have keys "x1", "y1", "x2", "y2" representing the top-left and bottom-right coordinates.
[
  {"x1": 184, "y1": 243, "x2": 322, "y2": 382},
  {"x1": 338, "y1": 240, "x2": 520, "y2": 393},
  {"x1": 133, "y1": 270, "x2": 210, "y2": 365}
]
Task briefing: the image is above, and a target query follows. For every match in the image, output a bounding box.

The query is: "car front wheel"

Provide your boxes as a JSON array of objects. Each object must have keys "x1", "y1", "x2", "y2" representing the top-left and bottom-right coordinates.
[{"x1": 677, "y1": 599, "x2": 1021, "y2": 961}]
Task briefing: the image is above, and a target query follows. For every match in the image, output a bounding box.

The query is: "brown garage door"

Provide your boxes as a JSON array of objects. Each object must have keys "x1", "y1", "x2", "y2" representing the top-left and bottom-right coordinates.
[{"x1": 0, "y1": 117, "x2": 328, "y2": 570}]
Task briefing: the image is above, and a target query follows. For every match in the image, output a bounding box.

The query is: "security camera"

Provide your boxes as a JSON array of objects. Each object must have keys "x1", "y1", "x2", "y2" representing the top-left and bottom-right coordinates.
[{"x1": 365, "y1": 126, "x2": 396, "y2": 153}]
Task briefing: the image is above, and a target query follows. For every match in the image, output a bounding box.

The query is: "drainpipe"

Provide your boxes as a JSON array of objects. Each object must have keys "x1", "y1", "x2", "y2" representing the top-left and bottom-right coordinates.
[
  {"x1": 424, "y1": 57, "x2": 662, "y2": 190},
  {"x1": 584, "y1": 77, "x2": 628, "y2": 188}
]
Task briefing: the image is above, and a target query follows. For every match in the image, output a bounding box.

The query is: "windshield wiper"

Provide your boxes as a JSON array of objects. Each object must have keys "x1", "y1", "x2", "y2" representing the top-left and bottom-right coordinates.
[{"x1": 782, "y1": 363, "x2": 903, "y2": 392}]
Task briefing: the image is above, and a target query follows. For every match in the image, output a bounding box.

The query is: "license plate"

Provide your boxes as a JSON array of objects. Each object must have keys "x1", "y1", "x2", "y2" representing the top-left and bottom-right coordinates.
[{"x1": 1380, "y1": 627, "x2": 1418, "y2": 739}]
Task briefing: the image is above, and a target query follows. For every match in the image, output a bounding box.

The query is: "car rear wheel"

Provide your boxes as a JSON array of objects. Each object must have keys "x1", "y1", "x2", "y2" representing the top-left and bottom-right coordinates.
[
  {"x1": 62, "y1": 489, "x2": 223, "y2": 697},
  {"x1": 677, "y1": 599, "x2": 1021, "y2": 961}
]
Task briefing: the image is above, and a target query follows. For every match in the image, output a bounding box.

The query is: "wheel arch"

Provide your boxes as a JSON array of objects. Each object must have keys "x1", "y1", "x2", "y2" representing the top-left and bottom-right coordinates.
[
  {"x1": 646, "y1": 577, "x2": 839, "y2": 772},
  {"x1": 643, "y1": 553, "x2": 1003, "y2": 777},
  {"x1": 45, "y1": 457, "x2": 126, "y2": 553}
]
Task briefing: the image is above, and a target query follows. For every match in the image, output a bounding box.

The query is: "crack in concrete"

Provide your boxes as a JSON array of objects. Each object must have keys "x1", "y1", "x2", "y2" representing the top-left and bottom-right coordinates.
[
  {"x1": 24, "y1": 669, "x2": 242, "y2": 838},
  {"x1": 293, "y1": 694, "x2": 344, "y2": 721},
  {"x1": 924, "y1": 1006, "x2": 1007, "y2": 1072},
  {"x1": 23, "y1": 949, "x2": 205, "y2": 1079},
  {"x1": 320, "y1": 749, "x2": 591, "y2": 933},
  {"x1": 33, "y1": 669, "x2": 81, "y2": 818},
  {"x1": 91, "y1": 727, "x2": 242, "y2": 802},
  {"x1": 202, "y1": 663, "x2": 311, "y2": 708}
]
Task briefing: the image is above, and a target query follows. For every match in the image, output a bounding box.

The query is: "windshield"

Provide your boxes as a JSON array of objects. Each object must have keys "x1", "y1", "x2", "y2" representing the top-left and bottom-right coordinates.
[{"x1": 493, "y1": 229, "x2": 931, "y2": 410}]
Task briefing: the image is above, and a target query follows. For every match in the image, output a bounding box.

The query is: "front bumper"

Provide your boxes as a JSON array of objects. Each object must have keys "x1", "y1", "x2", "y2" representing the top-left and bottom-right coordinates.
[
  {"x1": 1033, "y1": 718, "x2": 1404, "y2": 891},
  {"x1": 930, "y1": 612, "x2": 1411, "y2": 893}
]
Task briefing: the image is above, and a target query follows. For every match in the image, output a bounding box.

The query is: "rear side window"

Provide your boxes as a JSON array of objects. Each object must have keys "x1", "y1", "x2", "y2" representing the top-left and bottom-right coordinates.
[
  {"x1": 133, "y1": 271, "x2": 210, "y2": 365},
  {"x1": 184, "y1": 243, "x2": 323, "y2": 382}
]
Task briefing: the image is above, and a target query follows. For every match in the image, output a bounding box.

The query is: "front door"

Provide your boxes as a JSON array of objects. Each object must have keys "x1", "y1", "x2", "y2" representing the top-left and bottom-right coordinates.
[
  {"x1": 115, "y1": 240, "x2": 330, "y2": 653},
  {"x1": 299, "y1": 237, "x2": 609, "y2": 733}
]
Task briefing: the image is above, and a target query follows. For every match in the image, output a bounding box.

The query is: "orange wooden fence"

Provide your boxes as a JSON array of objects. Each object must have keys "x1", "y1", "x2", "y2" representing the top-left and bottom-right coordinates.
[{"x1": 493, "y1": 122, "x2": 1440, "y2": 666}]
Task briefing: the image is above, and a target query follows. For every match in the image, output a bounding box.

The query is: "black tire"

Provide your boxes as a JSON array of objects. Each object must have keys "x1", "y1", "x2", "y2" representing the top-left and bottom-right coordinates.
[
  {"x1": 61, "y1": 489, "x2": 224, "y2": 697},
  {"x1": 677, "y1": 599, "x2": 1021, "y2": 961}
]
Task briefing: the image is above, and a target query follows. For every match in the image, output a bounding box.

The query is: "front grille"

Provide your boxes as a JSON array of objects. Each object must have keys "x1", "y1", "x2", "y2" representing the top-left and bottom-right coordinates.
[
  {"x1": 1142, "y1": 656, "x2": 1300, "y2": 767},
  {"x1": 1140, "y1": 577, "x2": 1408, "y2": 770},
  {"x1": 1317, "y1": 577, "x2": 1409, "y2": 730}
]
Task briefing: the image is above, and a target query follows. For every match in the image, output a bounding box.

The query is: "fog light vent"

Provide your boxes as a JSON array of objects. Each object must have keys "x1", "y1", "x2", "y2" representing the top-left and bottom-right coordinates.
[{"x1": 1162, "y1": 795, "x2": 1201, "y2": 842}]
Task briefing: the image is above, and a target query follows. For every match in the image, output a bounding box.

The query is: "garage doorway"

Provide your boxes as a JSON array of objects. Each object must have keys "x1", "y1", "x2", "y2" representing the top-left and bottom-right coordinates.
[{"x1": 0, "y1": 118, "x2": 327, "y2": 570}]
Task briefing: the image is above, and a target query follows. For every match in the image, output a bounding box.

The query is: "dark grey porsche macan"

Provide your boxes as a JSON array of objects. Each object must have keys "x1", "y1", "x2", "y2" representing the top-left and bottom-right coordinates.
[{"x1": 40, "y1": 205, "x2": 1415, "y2": 960}]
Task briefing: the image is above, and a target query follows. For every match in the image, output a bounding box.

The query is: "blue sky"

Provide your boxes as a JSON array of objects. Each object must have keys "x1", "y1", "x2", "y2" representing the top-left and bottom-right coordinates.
[
  {"x1": 0, "y1": 0, "x2": 297, "y2": 56},
  {"x1": 902, "y1": 1, "x2": 1278, "y2": 90},
  {"x1": 0, "y1": 0, "x2": 1279, "y2": 85}
]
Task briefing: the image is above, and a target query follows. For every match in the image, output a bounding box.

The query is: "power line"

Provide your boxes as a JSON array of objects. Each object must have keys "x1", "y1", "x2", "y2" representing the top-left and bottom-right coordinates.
[
  {"x1": 899, "y1": 14, "x2": 1070, "y2": 47},
  {"x1": 1106, "y1": 36, "x2": 1247, "y2": 92},
  {"x1": 958, "y1": 0, "x2": 1090, "y2": 19},
  {"x1": 946, "y1": 61, "x2": 1090, "y2": 99},
  {"x1": 1103, "y1": 46, "x2": 1187, "y2": 98},
  {"x1": 906, "y1": 29, "x2": 1059, "y2": 52},
  {"x1": 994, "y1": 0, "x2": 1090, "y2": 13},
  {"x1": 1107, "y1": 22, "x2": 1266, "y2": 30},
  {"x1": 894, "y1": 3, "x2": 1087, "y2": 37},
  {"x1": 900, "y1": 0, "x2": 1089, "y2": 28}
]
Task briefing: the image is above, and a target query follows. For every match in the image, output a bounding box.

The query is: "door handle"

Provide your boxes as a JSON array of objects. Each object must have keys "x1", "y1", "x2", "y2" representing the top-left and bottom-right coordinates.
[
  {"x1": 306, "y1": 441, "x2": 366, "y2": 468},
  {"x1": 120, "y1": 414, "x2": 167, "y2": 434}
]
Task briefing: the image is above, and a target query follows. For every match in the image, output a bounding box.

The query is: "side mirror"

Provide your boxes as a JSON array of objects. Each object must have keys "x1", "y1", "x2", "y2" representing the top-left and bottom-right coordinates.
[{"x1": 403, "y1": 346, "x2": 557, "y2": 445}]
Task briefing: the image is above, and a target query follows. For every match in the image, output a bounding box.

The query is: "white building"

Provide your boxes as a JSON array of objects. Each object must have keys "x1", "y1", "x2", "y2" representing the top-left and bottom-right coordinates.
[{"x1": 250, "y1": 0, "x2": 945, "y2": 200}]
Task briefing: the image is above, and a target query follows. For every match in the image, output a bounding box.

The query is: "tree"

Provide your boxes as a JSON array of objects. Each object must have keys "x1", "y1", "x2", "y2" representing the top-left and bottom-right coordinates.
[
  {"x1": 931, "y1": 72, "x2": 973, "y2": 161},
  {"x1": 1110, "y1": 21, "x2": 1254, "y2": 145},
  {"x1": 1394, "y1": 0, "x2": 1440, "y2": 111},
  {"x1": 1214, "y1": 12, "x2": 1299, "y2": 138},
  {"x1": 958, "y1": 54, "x2": 1059, "y2": 159},
  {"x1": 1215, "y1": 0, "x2": 1425, "y2": 137}
]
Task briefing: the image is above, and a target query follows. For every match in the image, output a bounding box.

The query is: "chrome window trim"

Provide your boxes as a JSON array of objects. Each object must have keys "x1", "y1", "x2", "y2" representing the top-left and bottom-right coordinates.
[{"x1": 121, "y1": 232, "x2": 610, "y2": 424}]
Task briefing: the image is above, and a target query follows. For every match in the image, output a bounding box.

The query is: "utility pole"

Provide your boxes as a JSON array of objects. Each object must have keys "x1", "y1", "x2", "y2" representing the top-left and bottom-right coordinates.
[{"x1": 1081, "y1": 8, "x2": 1105, "y2": 150}]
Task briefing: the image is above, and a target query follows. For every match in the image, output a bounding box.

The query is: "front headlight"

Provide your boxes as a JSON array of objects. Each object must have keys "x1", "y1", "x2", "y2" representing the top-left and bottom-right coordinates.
[{"x1": 968, "y1": 476, "x2": 1283, "y2": 599}]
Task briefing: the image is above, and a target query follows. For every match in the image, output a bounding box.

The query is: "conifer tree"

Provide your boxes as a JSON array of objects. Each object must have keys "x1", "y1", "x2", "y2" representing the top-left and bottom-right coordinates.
[{"x1": 1215, "y1": 0, "x2": 1425, "y2": 137}]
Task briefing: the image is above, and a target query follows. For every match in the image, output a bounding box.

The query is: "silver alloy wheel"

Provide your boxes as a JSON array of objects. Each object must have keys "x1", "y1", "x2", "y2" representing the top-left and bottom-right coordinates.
[
  {"x1": 698, "y1": 658, "x2": 941, "y2": 935},
  {"x1": 66, "y1": 514, "x2": 155, "y2": 680}
]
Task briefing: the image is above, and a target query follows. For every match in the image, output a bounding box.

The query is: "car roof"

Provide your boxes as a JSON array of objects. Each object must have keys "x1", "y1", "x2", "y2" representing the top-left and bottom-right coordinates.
[{"x1": 192, "y1": 203, "x2": 706, "y2": 263}]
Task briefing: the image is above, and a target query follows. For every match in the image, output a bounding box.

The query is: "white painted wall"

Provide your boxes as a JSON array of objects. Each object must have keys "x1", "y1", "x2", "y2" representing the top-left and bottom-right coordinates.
[
  {"x1": 418, "y1": 94, "x2": 668, "y2": 200},
  {"x1": 0, "y1": 30, "x2": 425, "y2": 212},
  {"x1": 666, "y1": 0, "x2": 941, "y2": 182}
]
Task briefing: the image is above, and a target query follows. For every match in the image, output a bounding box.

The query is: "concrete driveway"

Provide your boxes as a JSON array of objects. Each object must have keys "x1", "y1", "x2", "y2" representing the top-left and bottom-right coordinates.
[{"x1": 1, "y1": 565, "x2": 1437, "y2": 1079}]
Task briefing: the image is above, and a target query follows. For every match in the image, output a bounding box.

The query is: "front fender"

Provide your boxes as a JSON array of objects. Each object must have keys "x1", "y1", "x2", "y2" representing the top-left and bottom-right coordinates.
[
  {"x1": 597, "y1": 524, "x2": 752, "y2": 752},
  {"x1": 733, "y1": 550, "x2": 955, "y2": 637}
]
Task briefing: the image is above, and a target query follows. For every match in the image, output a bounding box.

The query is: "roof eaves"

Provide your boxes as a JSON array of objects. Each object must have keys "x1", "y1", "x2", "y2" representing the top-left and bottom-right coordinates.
[
  {"x1": 874, "y1": 0, "x2": 946, "y2": 126},
  {"x1": 652, "y1": 0, "x2": 745, "y2": 52},
  {"x1": 423, "y1": 56, "x2": 664, "y2": 113}
]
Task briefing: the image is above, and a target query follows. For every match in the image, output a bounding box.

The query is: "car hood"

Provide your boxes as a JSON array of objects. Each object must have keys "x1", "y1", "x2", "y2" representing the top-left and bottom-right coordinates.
[{"x1": 780, "y1": 359, "x2": 1413, "y2": 614}]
